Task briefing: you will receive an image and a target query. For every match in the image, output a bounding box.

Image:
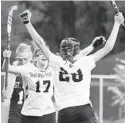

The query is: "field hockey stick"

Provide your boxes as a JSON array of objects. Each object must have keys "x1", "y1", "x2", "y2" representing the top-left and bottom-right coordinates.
[
  {"x1": 5, "y1": 5, "x2": 18, "y2": 90},
  {"x1": 110, "y1": 0, "x2": 125, "y2": 31}
]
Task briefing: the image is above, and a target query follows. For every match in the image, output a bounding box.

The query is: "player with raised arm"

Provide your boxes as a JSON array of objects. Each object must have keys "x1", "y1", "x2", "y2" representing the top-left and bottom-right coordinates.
[
  {"x1": 20, "y1": 10, "x2": 124, "y2": 123},
  {"x1": 73, "y1": 36, "x2": 106, "y2": 60},
  {"x1": 56, "y1": 36, "x2": 106, "y2": 60},
  {"x1": 2, "y1": 43, "x2": 56, "y2": 123}
]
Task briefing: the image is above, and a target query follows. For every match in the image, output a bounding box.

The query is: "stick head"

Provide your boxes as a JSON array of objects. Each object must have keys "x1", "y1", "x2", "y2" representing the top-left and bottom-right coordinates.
[
  {"x1": 7, "y1": 5, "x2": 18, "y2": 35},
  {"x1": 110, "y1": 0, "x2": 119, "y2": 13},
  {"x1": 9, "y1": 5, "x2": 18, "y2": 12}
]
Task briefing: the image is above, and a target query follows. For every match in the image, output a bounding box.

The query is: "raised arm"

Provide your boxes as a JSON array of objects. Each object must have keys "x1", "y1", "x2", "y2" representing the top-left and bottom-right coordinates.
[
  {"x1": 92, "y1": 12, "x2": 124, "y2": 62},
  {"x1": 79, "y1": 45, "x2": 94, "y2": 56},
  {"x1": 31, "y1": 40, "x2": 39, "y2": 52},
  {"x1": 74, "y1": 36, "x2": 106, "y2": 61},
  {"x1": 2, "y1": 50, "x2": 21, "y2": 75},
  {"x1": 20, "y1": 10, "x2": 52, "y2": 61},
  {"x1": 80, "y1": 36, "x2": 106, "y2": 56}
]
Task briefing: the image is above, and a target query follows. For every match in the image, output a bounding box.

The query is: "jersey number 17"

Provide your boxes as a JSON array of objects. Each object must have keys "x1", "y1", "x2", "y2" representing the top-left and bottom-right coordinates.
[{"x1": 36, "y1": 80, "x2": 50, "y2": 93}]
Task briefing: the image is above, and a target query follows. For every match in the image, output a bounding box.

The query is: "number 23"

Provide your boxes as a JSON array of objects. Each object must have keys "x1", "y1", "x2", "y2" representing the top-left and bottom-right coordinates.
[{"x1": 59, "y1": 67, "x2": 83, "y2": 82}]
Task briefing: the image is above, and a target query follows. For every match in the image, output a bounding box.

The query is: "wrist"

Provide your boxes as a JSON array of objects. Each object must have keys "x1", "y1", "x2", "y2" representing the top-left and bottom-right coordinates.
[
  {"x1": 90, "y1": 44, "x2": 94, "y2": 49},
  {"x1": 25, "y1": 21, "x2": 31, "y2": 26},
  {"x1": 23, "y1": 20, "x2": 29, "y2": 24},
  {"x1": 114, "y1": 21, "x2": 121, "y2": 27},
  {"x1": 89, "y1": 44, "x2": 95, "y2": 50}
]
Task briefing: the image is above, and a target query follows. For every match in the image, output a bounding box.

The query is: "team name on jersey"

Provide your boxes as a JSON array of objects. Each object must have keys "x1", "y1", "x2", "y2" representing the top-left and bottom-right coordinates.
[
  {"x1": 29, "y1": 72, "x2": 52, "y2": 78},
  {"x1": 14, "y1": 82, "x2": 22, "y2": 88}
]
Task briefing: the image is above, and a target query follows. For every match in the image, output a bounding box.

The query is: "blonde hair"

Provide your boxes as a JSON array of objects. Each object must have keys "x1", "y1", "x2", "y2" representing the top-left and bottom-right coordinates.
[{"x1": 16, "y1": 43, "x2": 33, "y2": 61}]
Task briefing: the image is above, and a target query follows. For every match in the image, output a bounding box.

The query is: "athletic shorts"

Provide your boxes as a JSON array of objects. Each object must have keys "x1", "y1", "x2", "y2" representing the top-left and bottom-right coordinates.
[
  {"x1": 20, "y1": 112, "x2": 56, "y2": 123},
  {"x1": 58, "y1": 104, "x2": 98, "y2": 123},
  {"x1": 8, "y1": 103, "x2": 23, "y2": 123}
]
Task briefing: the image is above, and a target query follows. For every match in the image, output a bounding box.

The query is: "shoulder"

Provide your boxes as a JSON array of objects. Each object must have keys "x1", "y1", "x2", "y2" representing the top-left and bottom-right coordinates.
[
  {"x1": 86, "y1": 55, "x2": 95, "y2": 59},
  {"x1": 49, "y1": 53, "x2": 63, "y2": 66},
  {"x1": 47, "y1": 66, "x2": 55, "y2": 75},
  {"x1": 78, "y1": 55, "x2": 94, "y2": 61},
  {"x1": 75, "y1": 55, "x2": 96, "y2": 67},
  {"x1": 26, "y1": 62, "x2": 36, "y2": 68},
  {"x1": 51, "y1": 53, "x2": 62, "y2": 61},
  {"x1": 86, "y1": 55, "x2": 95, "y2": 62},
  {"x1": 19, "y1": 63, "x2": 36, "y2": 72}
]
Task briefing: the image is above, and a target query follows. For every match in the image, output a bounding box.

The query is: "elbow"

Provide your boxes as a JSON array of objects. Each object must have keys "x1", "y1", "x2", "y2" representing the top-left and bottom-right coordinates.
[
  {"x1": 2, "y1": 65, "x2": 6, "y2": 72},
  {"x1": 33, "y1": 36, "x2": 43, "y2": 45},
  {"x1": 35, "y1": 38, "x2": 45, "y2": 49},
  {"x1": 2, "y1": 63, "x2": 10, "y2": 72},
  {"x1": 104, "y1": 44, "x2": 114, "y2": 53},
  {"x1": 2, "y1": 62, "x2": 6, "y2": 72}
]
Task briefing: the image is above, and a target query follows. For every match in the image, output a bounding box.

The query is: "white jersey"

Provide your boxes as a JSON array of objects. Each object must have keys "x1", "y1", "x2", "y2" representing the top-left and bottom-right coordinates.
[
  {"x1": 16, "y1": 63, "x2": 55, "y2": 116},
  {"x1": 50, "y1": 54, "x2": 96, "y2": 110}
]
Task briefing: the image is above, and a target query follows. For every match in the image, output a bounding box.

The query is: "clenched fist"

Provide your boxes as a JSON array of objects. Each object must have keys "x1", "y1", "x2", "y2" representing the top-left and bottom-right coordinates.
[
  {"x1": 91, "y1": 36, "x2": 106, "y2": 48},
  {"x1": 20, "y1": 10, "x2": 32, "y2": 24},
  {"x1": 114, "y1": 12, "x2": 124, "y2": 25},
  {"x1": 3, "y1": 50, "x2": 11, "y2": 58}
]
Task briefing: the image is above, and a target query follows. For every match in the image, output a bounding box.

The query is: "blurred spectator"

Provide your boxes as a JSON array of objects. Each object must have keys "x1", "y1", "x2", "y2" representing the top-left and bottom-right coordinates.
[
  {"x1": 108, "y1": 55, "x2": 125, "y2": 120},
  {"x1": 114, "y1": 58, "x2": 125, "y2": 85}
]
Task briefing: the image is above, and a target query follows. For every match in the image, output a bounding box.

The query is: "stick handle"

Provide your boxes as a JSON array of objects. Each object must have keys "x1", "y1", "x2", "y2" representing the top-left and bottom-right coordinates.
[
  {"x1": 5, "y1": 38, "x2": 11, "y2": 90},
  {"x1": 110, "y1": 0, "x2": 119, "y2": 13},
  {"x1": 5, "y1": 59, "x2": 10, "y2": 90},
  {"x1": 4, "y1": 5, "x2": 18, "y2": 91},
  {"x1": 110, "y1": 0, "x2": 125, "y2": 31}
]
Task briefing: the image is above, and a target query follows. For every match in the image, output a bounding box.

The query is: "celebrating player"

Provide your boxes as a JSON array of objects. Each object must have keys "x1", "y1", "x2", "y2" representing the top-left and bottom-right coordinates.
[
  {"x1": 56, "y1": 35, "x2": 106, "y2": 61},
  {"x1": 2, "y1": 42, "x2": 56, "y2": 123},
  {"x1": 20, "y1": 9, "x2": 124, "y2": 123}
]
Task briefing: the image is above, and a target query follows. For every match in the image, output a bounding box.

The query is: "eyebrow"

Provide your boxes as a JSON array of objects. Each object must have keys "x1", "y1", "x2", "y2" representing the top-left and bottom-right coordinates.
[{"x1": 16, "y1": 57, "x2": 28, "y2": 60}]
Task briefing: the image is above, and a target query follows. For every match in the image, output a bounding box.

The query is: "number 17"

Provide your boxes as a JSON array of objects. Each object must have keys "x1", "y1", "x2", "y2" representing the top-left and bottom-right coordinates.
[{"x1": 36, "y1": 80, "x2": 50, "y2": 93}]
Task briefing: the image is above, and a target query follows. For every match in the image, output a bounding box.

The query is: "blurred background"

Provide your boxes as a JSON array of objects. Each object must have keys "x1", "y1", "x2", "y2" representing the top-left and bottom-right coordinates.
[{"x1": 1, "y1": 1, "x2": 125, "y2": 123}]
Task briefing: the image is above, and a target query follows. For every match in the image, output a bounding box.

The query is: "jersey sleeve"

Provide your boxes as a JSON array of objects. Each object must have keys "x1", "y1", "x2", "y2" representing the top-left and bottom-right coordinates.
[
  {"x1": 86, "y1": 55, "x2": 96, "y2": 70},
  {"x1": 49, "y1": 53, "x2": 62, "y2": 70},
  {"x1": 13, "y1": 65, "x2": 26, "y2": 78}
]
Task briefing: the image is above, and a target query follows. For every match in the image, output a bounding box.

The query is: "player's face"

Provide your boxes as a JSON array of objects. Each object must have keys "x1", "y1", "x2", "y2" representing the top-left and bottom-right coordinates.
[
  {"x1": 65, "y1": 47, "x2": 74, "y2": 58},
  {"x1": 60, "y1": 46, "x2": 74, "y2": 61},
  {"x1": 35, "y1": 54, "x2": 48, "y2": 68},
  {"x1": 16, "y1": 52, "x2": 31, "y2": 65},
  {"x1": 16, "y1": 57, "x2": 29, "y2": 65}
]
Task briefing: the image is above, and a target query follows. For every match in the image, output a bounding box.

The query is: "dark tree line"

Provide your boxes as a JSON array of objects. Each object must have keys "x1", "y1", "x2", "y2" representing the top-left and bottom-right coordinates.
[{"x1": 1, "y1": 1, "x2": 125, "y2": 63}]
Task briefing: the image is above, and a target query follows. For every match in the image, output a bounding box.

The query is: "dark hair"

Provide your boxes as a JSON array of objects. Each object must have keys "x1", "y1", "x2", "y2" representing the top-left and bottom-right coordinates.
[{"x1": 60, "y1": 37, "x2": 80, "y2": 59}]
